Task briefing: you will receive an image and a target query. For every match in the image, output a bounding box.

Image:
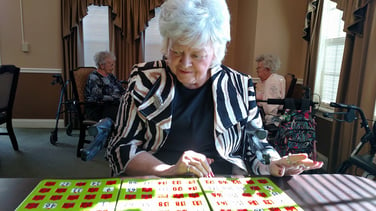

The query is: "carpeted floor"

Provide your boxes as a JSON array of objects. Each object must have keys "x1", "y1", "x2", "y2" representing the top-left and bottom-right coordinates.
[
  {"x1": 0, "y1": 127, "x2": 328, "y2": 179},
  {"x1": 0, "y1": 127, "x2": 110, "y2": 178}
]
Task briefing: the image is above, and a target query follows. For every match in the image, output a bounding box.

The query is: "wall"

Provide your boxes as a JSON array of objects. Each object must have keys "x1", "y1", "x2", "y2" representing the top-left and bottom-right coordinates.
[
  {"x1": 0, "y1": 0, "x2": 62, "y2": 126},
  {"x1": 1, "y1": 0, "x2": 62, "y2": 67},
  {"x1": 225, "y1": 0, "x2": 258, "y2": 75},
  {"x1": 255, "y1": 0, "x2": 307, "y2": 78},
  {"x1": 0, "y1": 0, "x2": 308, "y2": 126},
  {"x1": 225, "y1": 0, "x2": 308, "y2": 79}
]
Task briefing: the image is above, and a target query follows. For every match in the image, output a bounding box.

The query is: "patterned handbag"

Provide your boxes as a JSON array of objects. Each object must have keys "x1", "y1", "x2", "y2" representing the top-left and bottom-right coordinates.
[{"x1": 272, "y1": 99, "x2": 317, "y2": 160}]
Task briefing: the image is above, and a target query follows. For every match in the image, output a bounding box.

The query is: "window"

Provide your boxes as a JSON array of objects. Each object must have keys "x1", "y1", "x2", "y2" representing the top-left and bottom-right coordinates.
[
  {"x1": 83, "y1": 6, "x2": 162, "y2": 66},
  {"x1": 314, "y1": 0, "x2": 346, "y2": 108},
  {"x1": 145, "y1": 7, "x2": 163, "y2": 61},
  {"x1": 83, "y1": 5, "x2": 110, "y2": 67}
]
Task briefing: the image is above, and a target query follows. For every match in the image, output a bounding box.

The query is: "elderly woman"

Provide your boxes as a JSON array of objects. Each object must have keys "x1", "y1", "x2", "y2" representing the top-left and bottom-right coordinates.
[
  {"x1": 106, "y1": 0, "x2": 322, "y2": 177},
  {"x1": 84, "y1": 51, "x2": 125, "y2": 121},
  {"x1": 255, "y1": 54, "x2": 286, "y2": 127}
]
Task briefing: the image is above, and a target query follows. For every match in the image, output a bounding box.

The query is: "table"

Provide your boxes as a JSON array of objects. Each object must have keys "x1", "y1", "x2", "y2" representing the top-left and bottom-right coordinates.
[
  {"x1": 2, "y1": 174, "x2": 376, "y2": 211},
  {"x1": 0, "y1": 178, "x2": 38, "y2": 211},
  {"x1": 272, "y1": 174, "x2": 376, "y2": 210}
]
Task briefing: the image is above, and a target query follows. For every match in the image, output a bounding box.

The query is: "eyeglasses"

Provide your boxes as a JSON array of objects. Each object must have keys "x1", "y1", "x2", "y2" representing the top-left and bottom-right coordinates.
[{"x1": 169, "y1": 48, "x2": 207, "y2": 62}]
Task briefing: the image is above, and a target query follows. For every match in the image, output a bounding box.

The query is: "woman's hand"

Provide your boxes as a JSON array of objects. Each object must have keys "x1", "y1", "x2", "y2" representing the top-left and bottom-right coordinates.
[
  {"x1": 269, "y1": 153, "x2": 323, "y2": 177},
  {"x1": 175, "y1": 150, "x2": 214, "y2": 177}
]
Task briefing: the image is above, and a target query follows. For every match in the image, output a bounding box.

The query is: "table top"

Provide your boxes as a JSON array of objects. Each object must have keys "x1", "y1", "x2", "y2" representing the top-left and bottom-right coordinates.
[
  {"x1": 2, "y1": 174, "x2": 376, "y2": 211},
  {"x1": 273, "y1": 174, "x2": 376, "y2": 210}
]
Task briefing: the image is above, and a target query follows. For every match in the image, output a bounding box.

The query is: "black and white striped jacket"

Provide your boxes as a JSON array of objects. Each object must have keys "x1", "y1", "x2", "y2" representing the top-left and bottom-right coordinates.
[{"x1": 106, "y1": 60, "x2": 279, "y2": 176}]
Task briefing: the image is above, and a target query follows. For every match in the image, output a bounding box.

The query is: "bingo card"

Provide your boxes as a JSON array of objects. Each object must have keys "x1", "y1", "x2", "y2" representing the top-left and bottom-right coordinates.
[
  {"x1": 15, "y1": 178, "x2": 121, "y2": 211},
  {"x1": 117, "y1": 177, "x2": 210, "y2": 211},
  {"x1": 199, "y1": 177, "x2": 303, "y2": 211},
  {"x1": 16, "y1": 177, "x2": 303, "y2": 210}
]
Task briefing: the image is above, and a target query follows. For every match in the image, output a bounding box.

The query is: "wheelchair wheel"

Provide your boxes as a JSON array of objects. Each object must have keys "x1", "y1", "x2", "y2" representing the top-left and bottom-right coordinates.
[
  {"x1": 50, "y1": 131, "x2": 58, "y2": 145},
  {"x1": 66, "y1": 123, "x2": 73, "y2": 136}
]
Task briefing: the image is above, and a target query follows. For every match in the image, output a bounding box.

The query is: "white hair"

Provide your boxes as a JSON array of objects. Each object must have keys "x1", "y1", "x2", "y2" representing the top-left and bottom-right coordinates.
[
  {"x1": 159, "y1": 0, "x2": 231, "y2": 66},
  {"x1": 94, "y1": 51, "x2": 116, "y2": 68},
  {"x1": 255, "y1": 54, "x2": 281, "y2": 73}
]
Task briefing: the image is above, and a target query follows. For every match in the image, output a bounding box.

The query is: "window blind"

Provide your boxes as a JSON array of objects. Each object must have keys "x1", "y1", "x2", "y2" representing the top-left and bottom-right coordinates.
[{"x1": 314, "y1": 0, "x2": 346, "y2": 109}]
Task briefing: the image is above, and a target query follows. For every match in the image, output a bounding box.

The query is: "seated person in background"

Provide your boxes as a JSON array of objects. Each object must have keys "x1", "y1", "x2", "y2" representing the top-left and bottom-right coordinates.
[
  {"x1": 84, "y1": 51, "x2": 125, "y2": 122},
  {"x1": 106, "y1": 0, "x2": 322, "y2": 178},
  {"x1": 255, "y1": 54, "x2": 286, "y2": 128}
]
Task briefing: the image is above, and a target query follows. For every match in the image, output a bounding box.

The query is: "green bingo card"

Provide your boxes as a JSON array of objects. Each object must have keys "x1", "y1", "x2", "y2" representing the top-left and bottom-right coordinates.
[
  {"x1": 16, "y1": 178, "x2": 121, "y2": 211},
  {"x1": 16, "y1": 177, "x2": 303, "y2": 211}
]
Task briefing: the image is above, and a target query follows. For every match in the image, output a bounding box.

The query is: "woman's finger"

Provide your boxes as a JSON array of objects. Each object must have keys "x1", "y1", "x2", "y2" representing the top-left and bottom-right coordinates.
[
  {"x1": 189, "y1": 158, "x2": 212, "y2": 177},
  {"x1": 284, "y1": 153, "x2": 308, "y2": 165},
  {"x1": 285, "y1": 168, "x2": 304, "y2": 176},
  {"x1": 301, "y1": 160, "x2": 323, "y2": 169},
  {"x1": 183, "y1": 150, "x2": 214, "y2": 177}
]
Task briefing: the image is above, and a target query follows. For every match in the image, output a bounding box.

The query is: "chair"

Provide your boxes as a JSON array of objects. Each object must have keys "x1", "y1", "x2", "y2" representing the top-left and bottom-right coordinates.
[
  {"x1": 285, "y1": 73, "x2": 297, "y2": 98},
  {"x1": 261, "y1": 74, "x2": 308, "y2": 148},
  {"x1": 0, "y1": 65, "x2": 20, "y2": 150},
  {"x1": 69, "y1": 67, "x2": 97, "y2": 157},
  {"x1": 257, "y1": 73, "x2": 297, "y2": 123}
]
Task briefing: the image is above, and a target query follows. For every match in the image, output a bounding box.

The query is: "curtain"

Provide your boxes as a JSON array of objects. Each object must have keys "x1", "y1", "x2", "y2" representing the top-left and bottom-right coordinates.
[
  {"x1": 61, "y1": 0, "x2": 164, "y2": 82},
  {"x1": 61, "y1": 0, "x2": 88, "y2": 81},
  {"x1": 303, "y1": 0, "x2": 323, "y2": 91},
  {"x1": 61, "y1": 0, "x2": 90, "y2": 127},
  {"x1": 328, "y1": 0, "x2": 376, "y2": 172}
]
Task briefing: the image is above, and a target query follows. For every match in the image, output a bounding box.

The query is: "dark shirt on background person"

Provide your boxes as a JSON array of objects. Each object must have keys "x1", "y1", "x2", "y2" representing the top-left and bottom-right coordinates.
[{"x1": 84, "y1": 51, "x2": 125, "y2": 122}]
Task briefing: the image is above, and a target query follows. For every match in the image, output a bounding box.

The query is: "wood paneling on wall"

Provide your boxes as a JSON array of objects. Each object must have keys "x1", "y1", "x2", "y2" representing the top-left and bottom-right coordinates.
[{"x1": 14, "y1": 73, "x2": 61, "y2": 119}]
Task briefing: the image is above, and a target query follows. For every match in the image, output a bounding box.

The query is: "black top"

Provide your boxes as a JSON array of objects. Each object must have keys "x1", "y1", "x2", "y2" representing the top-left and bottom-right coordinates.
[{"x1": 154, "y1": 78, "x2": 233, "y2": 174}]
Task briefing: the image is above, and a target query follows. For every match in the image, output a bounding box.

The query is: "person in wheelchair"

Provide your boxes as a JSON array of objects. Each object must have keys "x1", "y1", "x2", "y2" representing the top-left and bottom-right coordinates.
[
  {"x1": 255, "y1": 54, "x2": 286, "y2": 131},
  {"x1": 84, "y1": 51, "x2": 125, "y2": 122},
  {"x1": 105, "y1": 0, "x2": 322, "y2": 178}
]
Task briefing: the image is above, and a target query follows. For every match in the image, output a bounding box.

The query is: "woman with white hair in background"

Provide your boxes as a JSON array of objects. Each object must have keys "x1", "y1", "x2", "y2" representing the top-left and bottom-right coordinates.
[
  {"x1": 255, "y1": 54, "x2": 286, "y2": 128},
  {"x1": 84, "y1": 51, "x2": 125, "y2": 122}
]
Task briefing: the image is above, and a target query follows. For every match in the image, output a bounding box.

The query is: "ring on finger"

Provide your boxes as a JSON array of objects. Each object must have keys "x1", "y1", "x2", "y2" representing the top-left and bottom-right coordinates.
[{"x1": 187, "y1": 165, "x2": 191, "y2": 173}]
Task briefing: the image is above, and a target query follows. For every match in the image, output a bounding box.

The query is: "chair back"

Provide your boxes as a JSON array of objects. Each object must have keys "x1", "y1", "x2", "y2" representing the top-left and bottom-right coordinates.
[
  {"x1": 69, "y1": 67, "x2": 97, "y2": 157},
  {"x1": 69, "y1": 67, "x2": 96, "y2": 123},
  {"x1": 285, "y1": 73, "x2": 297, "y2": 98},
  {"x1": 70, "y1": 67, "x2": 96, "y2": 103},
  {"x1": 0, "y1": 65, "x2": 20, "y2": 116},
  {"x1": 0, "y1": 65, "x2": 20, "y2": 150}
]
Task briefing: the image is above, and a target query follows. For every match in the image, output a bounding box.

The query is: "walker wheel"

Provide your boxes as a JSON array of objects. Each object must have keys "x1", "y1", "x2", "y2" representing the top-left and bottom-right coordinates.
[
  {"x1": 50, "y1": 131, "x2": 58, "y2": 145},
  {"x1": 66, "y1": 124, "x2": 73, "y2": 136}
]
